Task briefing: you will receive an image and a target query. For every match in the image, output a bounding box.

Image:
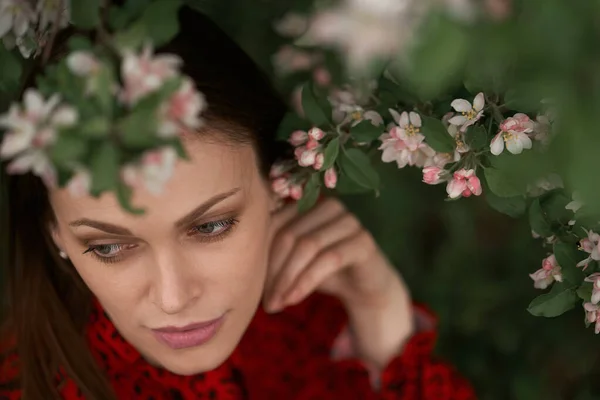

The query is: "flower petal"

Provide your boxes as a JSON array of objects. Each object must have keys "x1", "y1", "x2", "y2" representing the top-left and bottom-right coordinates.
[
  {"x1": 399, "y1": 111, "x2": 409, "y2": 128},
  {"x1": 450, "y1": 99, "x2": 472, "y2": 113},
  {"x1": 388, "y1": 108, "x2": 402, "y2": 125},
  {"x1": 473, "y1": 92, "x2": 485, "y2": 111},
  {"x1": 506, "y1": 138, "x2": 524, "y2": 154},
  {"x1": 0, "y1": 11, "x2": 13, "y2": 38},
  {"x1": 51, "y1": 106, "x2": 78, "y2": 126},
  {"x1": 409, "y1": 111, "x2": 422, "y2": 128},
  {"x1": 364, "y1": 110, "x2": 384, "y2": 126},
  {"x1": 448, "y1": 115, "x2": 467, "y2": 126},
  {"x1": 446, "y1": 179, "x2": 467, "y2": 199},
  {"x1": 490, "y1": 133, "x2": 505, "y2": 155}
]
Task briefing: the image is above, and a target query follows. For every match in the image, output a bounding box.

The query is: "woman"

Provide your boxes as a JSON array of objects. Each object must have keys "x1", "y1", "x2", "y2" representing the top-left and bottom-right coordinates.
[{"x1": 0, "y1": 6, "x2": 475, "y2": 400}]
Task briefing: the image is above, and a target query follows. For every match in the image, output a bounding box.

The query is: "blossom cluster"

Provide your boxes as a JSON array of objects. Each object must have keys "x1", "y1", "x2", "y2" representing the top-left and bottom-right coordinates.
[{"x1": 0, "y1": 44, "x2": 206, "y2": 196}]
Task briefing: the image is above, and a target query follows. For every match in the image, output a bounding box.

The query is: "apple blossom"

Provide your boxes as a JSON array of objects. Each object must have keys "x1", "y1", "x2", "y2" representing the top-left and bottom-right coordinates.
[
  {"x1": 490, "y1": 113, "x2": 534, "y2": 155},
  {"x1": 289, "y1": 184, "x2": 304, "y2": 200},
  {"x1": 584, "y1": 303, "x2": 600, "y2": 334},
  {"x1": 448, "y1": 92, "x2": 485, "y2": 132},
  {"x1": 157, "y1": 78, "x2": 206, "y2": 137},
  {"x1": 577, "y1": 230, "x2": 600, "y2": 270},
  {"x1": 289, "y1": 130, "x2": 308, "y2": 147},
  {"x1": 304, "y1": 0, "x2": 424, "y2": 71},
  {"x1": 446, "y1": 169, "x2": 482, "y2": 199},
  {"x1": 422, "y1": 166, "x2": 445, "y2": 185},
  {"x1": 324, "y1": 167, "x2": 338, "y2": 188},
  {"x1": 122, "y1": 147, "x2": 178, "y2": 195},
  {"x1": 37, "y1": 0, "x2": 70, "y2": 31},
  {"x1": 585, "y1": 273, "x2": 600, "y2": 305},
  {"x1": 0, "y1": 0, "x2": 36, "y2": 39},
  {"x1": 273, "y1": 45, "x2": 315, "y2": 75},
  {"x1": 120, "y1": 44, "x2": 182, "y2": 106},
  {"x1": 271, "y1": 176, "x2": 291, "y2": 198},
  {"x1": 66, "y1": 168, "x2": 91, "y2": 197},
  {"x1": 529, "y1": 254, "x2": 563, "y2": 290},
  {"x1": 308, "y1": 127, "x2": 325, "y2": 141},
  {"x1": 313, "y1": 152, "x2": 324, "y2": 170},
  {"x1": 379, "y1": 110, "x2": 436, "y2": 168},
  {"x1": 297, "y1": 147, "x2": 318, "y2": 167}
]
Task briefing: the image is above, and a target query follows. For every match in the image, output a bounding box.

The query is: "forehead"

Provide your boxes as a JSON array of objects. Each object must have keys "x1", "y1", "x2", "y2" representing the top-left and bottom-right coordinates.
[{"x1": 50, "y1": 138, "x2": 260, "y2": 226}]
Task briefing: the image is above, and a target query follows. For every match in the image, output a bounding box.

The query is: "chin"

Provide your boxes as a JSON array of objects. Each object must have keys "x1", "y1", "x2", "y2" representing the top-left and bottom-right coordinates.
[{"x1": 158, "y1": 347, "x2": 232, "y2": 376}]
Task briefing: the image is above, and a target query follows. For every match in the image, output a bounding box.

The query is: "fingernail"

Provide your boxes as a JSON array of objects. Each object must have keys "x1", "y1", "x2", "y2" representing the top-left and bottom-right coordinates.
[{"x1": 286, "y1": 289, "x2": 301, "y2": 306}]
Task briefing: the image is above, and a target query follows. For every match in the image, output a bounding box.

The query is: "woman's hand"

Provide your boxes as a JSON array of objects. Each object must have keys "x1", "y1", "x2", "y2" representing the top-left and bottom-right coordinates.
[{"x1": 265, "y1": 197, "x2": 414, "y2": 368}]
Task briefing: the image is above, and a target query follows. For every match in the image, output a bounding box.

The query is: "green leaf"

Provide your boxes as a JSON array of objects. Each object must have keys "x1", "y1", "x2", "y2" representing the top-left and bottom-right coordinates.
[
  {"x1": 529, "y1": 198, "x2": 553, "y2": 237},
  {"x1": 577, "y1": 283, "x2": 593, "y2": 302},
  {"x1": 485, "y1": 191, "x2": 526, "y2": 218},
  {"x1": 119, "y1": 108, "x2": 159, "y2": 149},
  {"x1": 321, "y1": 137, "x2": 340, "y2": 171},
  {"x1": 0, "y1": 47, "x2": 22, "y2": 97},
  {"x1": 90, "y1": 143, "x2": 120, "y2": 195},
  {"x1": 49, "y1": 134, "x2": 88, "y2": 166},
  {"x1": 484, "y1": 167, "x2": 526, "y2": 198},
  {"x1": 349, "y1": 120, "x2": 384, "y2": 144},
  {"x1": 116, "y1": 180, "x2": 145, "y2": 215},
  {"x1": 297, "y1": 174, "x2": 321, "y2": 213},
  {"x1": 276, "y1": 112, "x2": 310, "y2": 141},
  {"x1": 79, "y1": 117, "x2": 111, "y2": 138},
  {"x1": 113, "y1": 21, "x2": 147, "y2": 51},
  {"x1": 338, "y1": 148, "x2": 380, "y2": 190},
  {"x1": 420, "y1": 116, "x2": 455, "y2": 153},
  {"x1": 405, "y1": 15, "x2": 469, "y2": 100},
  {"x1": 67, "y1": 35, "x2": 93, "y2": 51},
  {"x1": 541, "y1": 190, "x2": 572, "y2": 225},
  {"x1": 527, "y1": 283, "x2": 578, "y2": 317},
  {"x1": 465, "y1": 125, "x2": 489, "y2": 151},
  {"x1": 95, "y1": 65, "x2": 116, "y2": 115},
  {"x1": 140, "y1": 0, "x2": 183, "y2": 47},
  {"x1": 554, "y1": 242, "x2": 585, "y2": 284},
  {"x1": 71, "y1": 0, "x2": 101, "y2": 29},
  {"x1": 335, "y1": 173, "x2": 372, "y2": 194},
  {"x1": 301, "y1": 82, "x2": 331, "y2": 127}
]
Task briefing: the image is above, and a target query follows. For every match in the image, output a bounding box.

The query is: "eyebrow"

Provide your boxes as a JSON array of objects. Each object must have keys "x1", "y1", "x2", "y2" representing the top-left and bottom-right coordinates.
[{"x1": 69, "y1": 187, "x2": 242, "y2": 235}]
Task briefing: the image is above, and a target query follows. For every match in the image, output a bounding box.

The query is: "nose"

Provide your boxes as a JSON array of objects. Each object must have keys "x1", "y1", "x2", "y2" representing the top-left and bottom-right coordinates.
[{"x1": 150, "y1": 251, "x2": 202, "y2": 315}]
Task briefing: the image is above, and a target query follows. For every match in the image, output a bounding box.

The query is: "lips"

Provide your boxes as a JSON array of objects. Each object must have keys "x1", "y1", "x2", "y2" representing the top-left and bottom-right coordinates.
[{"x1": 151, "y1": 316, "x2": 225, "y2": 350}]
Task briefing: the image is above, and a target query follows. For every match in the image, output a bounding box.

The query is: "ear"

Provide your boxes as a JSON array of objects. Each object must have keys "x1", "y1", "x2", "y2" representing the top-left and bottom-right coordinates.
[{"x1": 48, "y1": 221, "x2": 66, "y2": 254}]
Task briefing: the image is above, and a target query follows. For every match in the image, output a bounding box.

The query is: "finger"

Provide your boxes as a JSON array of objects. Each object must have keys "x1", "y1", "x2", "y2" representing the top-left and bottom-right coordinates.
[
  {"x1": 268, "y1": 198, "x2": 347, "y2": 282},
  {"x1": 267, "y1": 213, "x2": 362, "y2": 310},
  {"x1": 284, "y1": 229, "x2": 376, "y2": 307}
]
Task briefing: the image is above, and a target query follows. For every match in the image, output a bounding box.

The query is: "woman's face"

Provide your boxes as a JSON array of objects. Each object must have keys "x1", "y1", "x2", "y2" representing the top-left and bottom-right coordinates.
[{"x1": 49, "y1": 136, "x2": 275, "y2": 375}]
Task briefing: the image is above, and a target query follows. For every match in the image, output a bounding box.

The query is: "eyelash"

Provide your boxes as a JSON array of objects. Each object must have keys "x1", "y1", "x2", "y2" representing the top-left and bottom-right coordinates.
[{"x1": 83, "y1": 217, "x2": 239, "y2": 265}]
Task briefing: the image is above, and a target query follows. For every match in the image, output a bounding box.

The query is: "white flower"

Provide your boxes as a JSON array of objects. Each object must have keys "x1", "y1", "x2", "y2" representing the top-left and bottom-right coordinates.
[
  {"x1": 585, "y1": 273, "x2": 600, "y2": 305},
  {"x1": 37, "y1": 0, "x2": 70, "y2": 31},
  {"x1": 158, "y1": 78, "x2": 206, "y2": 137},
  {"x1": 379, "y1": 110, "x2": 435, "y2": 168},
  {"x1": 448, "y1": 92, "x2": 485, "y2": 132},
  {"x1": 120, "y1": 44, "x2": 182, "y2": 106},
  {"x1": 0, "y1": 0, "x2": 36, "y2": 39},
  {"x1": 0, "y1": 89, "x2": 77, "y2": 159},
  {"x1": 490, "y1": 113, "x2": 534, "y2": 155},
  {"x1": 122, "y1": 147, "x2": 178, "y2": 195},
  {"x1": 446, "y1": 168, "x2": 482, "y2": 199},
  {"x1": 67, "y1": 51, "x2": 103, "y2": 94},
  {"x1": 304, "y1": 0, "x2": 424, "y2": 72},
  {"x1": 577, "y1": 229, "x2": 600, "y2": 270}
]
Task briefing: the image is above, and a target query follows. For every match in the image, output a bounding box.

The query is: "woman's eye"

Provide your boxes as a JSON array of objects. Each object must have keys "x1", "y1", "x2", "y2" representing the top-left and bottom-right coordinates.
[
  {"x1": 191, "y1": 218, "x2": 238, "y2": 238},
  {"x1": 84, "y1": 244, "x2": 124, "y2": 258}
]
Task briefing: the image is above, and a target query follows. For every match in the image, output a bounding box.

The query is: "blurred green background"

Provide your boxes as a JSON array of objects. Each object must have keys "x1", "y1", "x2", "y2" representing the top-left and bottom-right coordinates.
[{"x1": 194, "y1": 0, "x2": 600, "y2": 399}]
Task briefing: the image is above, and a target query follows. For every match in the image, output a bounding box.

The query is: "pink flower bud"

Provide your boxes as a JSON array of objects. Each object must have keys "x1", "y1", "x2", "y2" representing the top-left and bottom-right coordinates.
[
  {"x1": 289, "y1": 130, "x2": 308, "y2": 146},
  {"x1": 446, "y1": 169, "x2": 482, "y2": 198},
  {"x1": 324, "y1": 167, "x2": 337, "y2": 189},
  {"x1": 306, "y1": 139, "x2": 319, "y2": 150},
  {"x1": 467, "y1": 174, "x2": 482, "y2": 196},
  {"x1": 272, "y1": 177, "x2": 290, "y2": 198},
  {"x1": 313, "y1": 153, "x2": 324, "y2": 170},
  {"x1": 308, "y1": 127, "x2": 325, "y2": 141},
  {"x1": 290, "y1": 184, "x2": 304, "y2": 200},
  {"x1": 294, "y1": 145, "x2": 306, "y2": 160},
  {"x1": 422, "y1": 166, "x2": 444, "y2": 185},
  {"x1": 313, "y1": 67, "x2": 331, "y2": 86},
  {"x1": 269, "y1": 163, "x2": 287, "y2": 179},
  {"x1": 298, "y1": 149, "x2": 317, "y2": 167}
]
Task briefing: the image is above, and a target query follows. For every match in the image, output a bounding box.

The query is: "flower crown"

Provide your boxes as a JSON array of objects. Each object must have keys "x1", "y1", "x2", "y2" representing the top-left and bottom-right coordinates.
[{"x1": 1, "y1": 0, "x2": 600, "y2": 334}]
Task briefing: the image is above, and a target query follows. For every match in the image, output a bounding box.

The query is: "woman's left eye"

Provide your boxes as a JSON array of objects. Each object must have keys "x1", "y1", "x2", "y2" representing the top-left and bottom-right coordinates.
[{"x1": 190, "y1": 218, "x2": 238, "y2": 238}]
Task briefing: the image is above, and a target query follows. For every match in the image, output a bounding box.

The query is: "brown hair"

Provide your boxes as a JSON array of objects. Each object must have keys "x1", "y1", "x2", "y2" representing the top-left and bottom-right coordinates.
[{"x1": 0, "y1": 6, "x2": 286, "y2": 399}]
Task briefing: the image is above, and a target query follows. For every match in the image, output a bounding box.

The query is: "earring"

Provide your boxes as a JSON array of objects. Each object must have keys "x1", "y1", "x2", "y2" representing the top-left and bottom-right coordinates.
[{"x1": 59, "y1": 250, "x2": 68, "y2": 259}]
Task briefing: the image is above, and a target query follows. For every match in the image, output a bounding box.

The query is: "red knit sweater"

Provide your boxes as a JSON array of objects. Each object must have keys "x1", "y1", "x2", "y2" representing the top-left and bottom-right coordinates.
[{"x1": 0, "y1": 293, "x2": 476, "y2": 399}]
